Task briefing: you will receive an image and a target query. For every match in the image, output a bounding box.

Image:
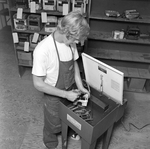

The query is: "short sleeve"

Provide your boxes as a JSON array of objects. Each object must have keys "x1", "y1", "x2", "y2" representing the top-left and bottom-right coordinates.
[{"x1": 32, "y1": 49, "x2": 47, "y2": 76}]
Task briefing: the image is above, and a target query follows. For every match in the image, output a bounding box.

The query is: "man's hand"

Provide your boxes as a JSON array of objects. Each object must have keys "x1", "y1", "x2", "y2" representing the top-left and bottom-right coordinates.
[
  {"x1": 65, "y1": 90, "x2": 81, "y2": 102},
  {"x1": 81, "y1": 87, "x2": 90, "y2": 99}
]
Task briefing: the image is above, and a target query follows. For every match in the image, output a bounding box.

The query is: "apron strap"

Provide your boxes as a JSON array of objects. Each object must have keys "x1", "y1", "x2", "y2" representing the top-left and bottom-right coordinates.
[
  {"x1": 52, "y1": 32, "x2": 61, "y2": 62},
  {"x1": 52, "y1": 32, "x2": 74, "y2": 61}
]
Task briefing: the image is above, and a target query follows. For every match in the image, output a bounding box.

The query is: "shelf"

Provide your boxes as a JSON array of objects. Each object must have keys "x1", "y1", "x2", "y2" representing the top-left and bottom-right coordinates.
[
  {"x1": 10, "y1": 7, "x2": 63, "y2": 16},
  {"x1": 86, "y1": 48, "x2": 150, "y2": 80},
  {"x1": 86, "y1": 0, "x2": 150, "y2": 93},
  {"x1": 89, "y1": 31, "x2": 150, "y2": 45},
  {"x1": 124, "y1": 87, "x2": 147, "y2": 93},
  {"x1": 40, "y1": 27, "x2": 52, "y2": 35},
  {"x1": 13, "y1": 28, "x2": 51, "y2": 35},
  {"x1": 18, "y1": 63, "x2": 32, "y2": 67},
  {"x1": 8, "y1": 0, "x2": 88, "y2": 77},
  {"x1": 111, "y1": 65, "x2": 150, "y2": 79},
  {"x1": 85, "y1": 49, "x2": 150, "y2": 79},
  {"x1": 86, "y1": 48, "x2": 150, "y2": 63},
  {"x1": 89, "y1": 14, "x2": 150, "y2": 24},
  {"x1": 16, "y1": 45, "x2": 34, "y2": 51}
]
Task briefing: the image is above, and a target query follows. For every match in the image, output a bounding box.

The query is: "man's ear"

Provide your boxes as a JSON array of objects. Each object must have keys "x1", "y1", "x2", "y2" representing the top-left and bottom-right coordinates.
[
  {"x1": 66, "y1": 34, "x2": 70, "y2": 40},
  {"x1": 80, "y1": 40, "x2": 84, "y2": 46}
]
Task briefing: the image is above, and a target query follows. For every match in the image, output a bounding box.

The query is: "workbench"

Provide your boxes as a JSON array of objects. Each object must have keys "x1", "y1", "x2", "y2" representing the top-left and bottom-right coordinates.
[{"x1": 59, "y1": 86, "x2": 127, "y2": 149}]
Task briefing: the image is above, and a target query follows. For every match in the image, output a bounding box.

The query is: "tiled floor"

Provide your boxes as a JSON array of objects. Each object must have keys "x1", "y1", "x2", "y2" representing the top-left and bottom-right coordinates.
[{"x1": 0, "y1": 27, "x2": 150, "y2": 149}]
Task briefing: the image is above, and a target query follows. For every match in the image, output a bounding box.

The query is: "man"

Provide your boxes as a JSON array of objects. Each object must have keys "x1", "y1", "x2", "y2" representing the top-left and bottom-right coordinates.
[{"x1": 32, "y1": 10, "x2": 90, "y2": 149}]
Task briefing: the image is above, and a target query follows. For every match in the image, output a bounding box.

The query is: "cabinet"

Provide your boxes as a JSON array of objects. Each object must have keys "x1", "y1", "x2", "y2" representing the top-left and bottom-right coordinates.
[
  {"x1": 7, "y1": 0, "x2": 86, "y2": 77},
  {"x1": 85, "y1": 0, "x2": 150, "y2": 93}
]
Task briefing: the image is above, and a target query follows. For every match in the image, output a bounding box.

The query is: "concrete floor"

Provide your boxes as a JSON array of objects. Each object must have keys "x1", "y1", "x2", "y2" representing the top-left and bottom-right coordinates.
[{"x1": 0, "y1": 26, "x2": 150, "y2": 149}]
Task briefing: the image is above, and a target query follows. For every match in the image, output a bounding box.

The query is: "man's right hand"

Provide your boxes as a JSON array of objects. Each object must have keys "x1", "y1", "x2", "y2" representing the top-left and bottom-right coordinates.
[{"x1": 65, "y1": 90, "x2": 81, "y2": 102}]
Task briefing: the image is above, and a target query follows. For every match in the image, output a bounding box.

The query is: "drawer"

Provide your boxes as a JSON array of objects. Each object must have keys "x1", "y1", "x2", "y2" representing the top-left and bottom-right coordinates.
[
  {"x1": 18, "y1": 59, "x2": 33, "y2": 66},
  {"x1": 17, "y1": 51, "x2": 32, "y2": 60}
]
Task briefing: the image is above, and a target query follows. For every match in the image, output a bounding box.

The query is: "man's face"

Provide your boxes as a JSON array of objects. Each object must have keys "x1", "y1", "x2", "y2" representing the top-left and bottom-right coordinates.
[{"x1": 64, "y1": 35, "x2": 84, "y2": 46}]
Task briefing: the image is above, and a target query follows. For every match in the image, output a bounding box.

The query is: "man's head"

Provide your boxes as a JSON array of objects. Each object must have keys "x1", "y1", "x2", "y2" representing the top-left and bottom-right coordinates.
[{"x1": 57, "y1": 11, "x2": 90, "y2": 45}]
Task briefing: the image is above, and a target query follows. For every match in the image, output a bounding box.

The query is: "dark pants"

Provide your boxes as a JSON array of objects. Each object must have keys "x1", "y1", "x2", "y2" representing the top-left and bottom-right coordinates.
[
  {"x1": 43, "y1": 82, "x2": 78, "y2": 148},
  {"x1": 43, "y1": 94, "x2": 61, "y2": 149}
]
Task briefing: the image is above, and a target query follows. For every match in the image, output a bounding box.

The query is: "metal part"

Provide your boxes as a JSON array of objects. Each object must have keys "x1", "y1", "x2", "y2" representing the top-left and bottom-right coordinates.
[{"x1": 68, "y1": 103, "x2": 93, "y2": 121}]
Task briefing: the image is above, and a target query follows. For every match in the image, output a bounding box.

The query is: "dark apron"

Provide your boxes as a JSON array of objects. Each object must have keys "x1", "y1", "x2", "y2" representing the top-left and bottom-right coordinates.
[{"x1": 44, "y1": 33, "x2": 75, "y2": 133}]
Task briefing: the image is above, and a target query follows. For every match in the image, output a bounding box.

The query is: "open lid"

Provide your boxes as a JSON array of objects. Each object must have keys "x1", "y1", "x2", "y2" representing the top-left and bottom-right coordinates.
[{"x1": 82, "y1": 53, "x2": 124, "y2": 105}]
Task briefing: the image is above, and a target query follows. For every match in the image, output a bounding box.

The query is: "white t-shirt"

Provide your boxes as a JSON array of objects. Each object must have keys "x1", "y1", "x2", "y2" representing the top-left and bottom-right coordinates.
[{"x1": 32, "y1": 34, "x2": 79, "y2": 86}]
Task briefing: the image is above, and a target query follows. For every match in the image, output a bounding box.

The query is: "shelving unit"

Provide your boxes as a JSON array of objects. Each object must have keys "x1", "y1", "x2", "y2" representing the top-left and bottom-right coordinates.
[
  {"x1": 7, "y1": 0, "x2": 150, "y2": 93},
  {"x1": 7, "y1": 0, "x2": 87, "y2": 77},
  {"x1": 85, "y1": 0, "x2": 150, "y2": 93},
  {"x1": 7, "y1": 1, "x2": 68, "y2": 77}
]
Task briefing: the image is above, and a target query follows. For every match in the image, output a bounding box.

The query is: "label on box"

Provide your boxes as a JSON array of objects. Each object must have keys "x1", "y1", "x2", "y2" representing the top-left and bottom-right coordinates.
[
  {"x1": 17, "y1": 8, "x2": 23, "y2": 19},
  {"x1": 67, "y1": 114, "x2": 81, "y2": 130},
  {"x1": 30, "y1": 2, "x2": 36, "y2": 13},
  {"x1": 12, "y1": 33, "x2": 19, "y2": 43},
  {"x1": 41, "y1": 12, "x2": 47, "y2": 23},
  {"x1": 63, "y1": 4, "x2": 68, "y2": 15},
  {"x1": 24, "y1": 42, "x2": 29, "y2": 52},
  {"x1": 32, "y1": 33, "x2": 39, "y2": 43}
]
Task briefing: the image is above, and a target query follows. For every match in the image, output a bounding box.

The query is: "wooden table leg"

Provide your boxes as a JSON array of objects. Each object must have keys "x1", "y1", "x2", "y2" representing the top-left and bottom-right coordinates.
[
  {"x1": 61, "y1": 121, "x2": 68, "y2": 149},
  {"x1": 102, "y1": 124, "x2": 114, "y2": 149},
  {"x1": 81, "y1": 138, "x2": 97, "y2": 149}
]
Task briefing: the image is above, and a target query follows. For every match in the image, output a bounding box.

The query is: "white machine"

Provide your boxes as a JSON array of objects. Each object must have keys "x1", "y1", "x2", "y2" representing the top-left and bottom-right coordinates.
[
  {"x1": 43, "y1": 0, "x2": 57, "y2": 10},
  {"x1": 44, "y1": 16, "x2": 58, "y2": 32},
  {"x1": 82, "y1": 53, "x2": 124, "y2": 105},
  {"x1": 57, "y1": 0, "x2": 69, "y2": 12},
  {"x1": 28, "y1": 0, "x2": 42, "y2": 10},
  {"x1": 13, "y1": 13, "x2": 28, "y2": 31},
  {"x1": 72, "y1": 0, "x2": 88, "y2": 14}
]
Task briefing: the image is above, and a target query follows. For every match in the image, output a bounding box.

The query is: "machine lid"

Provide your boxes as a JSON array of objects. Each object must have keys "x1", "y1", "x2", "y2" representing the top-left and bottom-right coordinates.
[{"x1": 81, "y1": 53, "x2": 124, "y2": 105}]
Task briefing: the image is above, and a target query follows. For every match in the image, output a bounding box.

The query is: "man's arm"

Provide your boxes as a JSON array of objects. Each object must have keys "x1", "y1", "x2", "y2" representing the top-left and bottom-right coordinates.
[
  {"x1": 74, "y1": 61, "x2": 84, "y2": 90},
  {"x1": 74, "y1": 61, "x2": 89, "y2": 91},
  {"x1": 33, "y1": 75, "x2": 80, "y2": 102},
  {"x1": 33, "y1": 75, "x2": 66, "y2": 97},
  {"x1": 74, "y1": 61, "x2": 90, "y2": 98}
]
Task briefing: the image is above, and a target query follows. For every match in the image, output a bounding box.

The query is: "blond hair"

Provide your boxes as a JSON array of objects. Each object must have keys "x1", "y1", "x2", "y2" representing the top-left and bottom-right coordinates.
[{"x1": 57, "y1": 11, "x2": 90, "y2": 40}]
